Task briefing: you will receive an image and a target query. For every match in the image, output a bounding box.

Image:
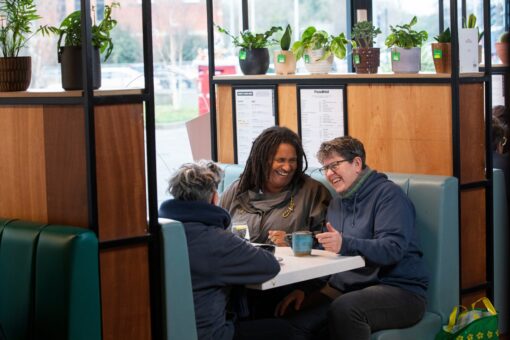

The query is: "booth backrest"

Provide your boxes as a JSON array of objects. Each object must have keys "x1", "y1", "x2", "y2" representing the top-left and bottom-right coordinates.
[
  {"x1": 493, "y1": 168, "x2": 509, "y2": 333},
  {"x1": 217, "y1": 163, "x2": 459, "y2": 325},
  {"x1": 161, "y1": 220, "x2": 198, "y2": 340},
  {"x1": 0, "y1": 219, "x2": 101, "y2": 340}
]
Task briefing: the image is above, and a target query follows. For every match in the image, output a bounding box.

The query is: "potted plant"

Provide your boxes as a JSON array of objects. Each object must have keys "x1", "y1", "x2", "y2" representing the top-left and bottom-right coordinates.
[
  {"x1": 496, "y1": 31, "x2": 509, "y2": 65},
  {"x1": 432, "y1": 27, "x2": 451, "y2": 73},
  {"x1": 384, "y1": 16, "x2": 428, "y2": 74},
  {"x1": 351, "y1": 20, "x2": 382, "y2": 74},
  {"x1": 0, "y1": 0, "x2": 42, "y2": 91},
  {"x1": 274, "y1": 24, "x2": 296, "y2": 75},
  {"x1": 40, "y1": 3, "x2": 119, "y2": 90},
  {"x1": 216, "y1": 24, "x2": 281, "y2": 75},
  {"x1": 291, "y1": 26, "x2": 350, "y2": 74}
]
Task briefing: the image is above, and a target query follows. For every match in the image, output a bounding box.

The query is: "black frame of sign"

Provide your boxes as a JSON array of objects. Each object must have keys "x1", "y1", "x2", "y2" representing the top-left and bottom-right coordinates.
[
  {"x1": 297, "y1": 85, "x2": 348, "y2": 158},
  {"x1": 232, "y1": 85, "x2": 278, "y2": 164}
]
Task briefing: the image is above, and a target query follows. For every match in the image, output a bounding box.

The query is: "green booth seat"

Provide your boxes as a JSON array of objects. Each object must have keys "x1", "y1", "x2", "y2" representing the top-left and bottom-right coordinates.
[
  {"x1": 0, "y1": 219, "x2": 101, "y2": 340},
  {"x1": 493, "y1": 168, "x2": 508, "y2": 334},
  {"x1": 161, "y1": 220, "x2": 198, "y2": 340}
]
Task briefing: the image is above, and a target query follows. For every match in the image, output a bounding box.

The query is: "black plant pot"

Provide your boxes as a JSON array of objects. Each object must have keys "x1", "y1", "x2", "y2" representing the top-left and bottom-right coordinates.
[
  {"x1": 59, "y1": 46, "x2": 101, "y2": 90},
  {"x1": 238, "y1": 48, "x2": 270, "y2": 75}
]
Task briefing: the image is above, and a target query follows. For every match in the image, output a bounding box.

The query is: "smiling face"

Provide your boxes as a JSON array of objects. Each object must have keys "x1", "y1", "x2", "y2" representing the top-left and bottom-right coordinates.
[
  {"x1": 322, "y1": 152, "x2": 362, "y2": 193},
  {"x1": 264, "y1": 143, "x2": 297, "y2": 194}
]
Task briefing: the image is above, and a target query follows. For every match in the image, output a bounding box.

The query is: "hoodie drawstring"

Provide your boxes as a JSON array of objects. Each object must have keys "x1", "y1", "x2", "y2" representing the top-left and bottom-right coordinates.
[{"x1": 352, "y1": 193, "x2": 358, "y2": 227}]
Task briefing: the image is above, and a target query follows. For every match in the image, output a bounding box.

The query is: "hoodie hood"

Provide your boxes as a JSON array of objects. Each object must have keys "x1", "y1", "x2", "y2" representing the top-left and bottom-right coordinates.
[{"x1": 159, "y1": 199, "x2": 231, "y2": 230}]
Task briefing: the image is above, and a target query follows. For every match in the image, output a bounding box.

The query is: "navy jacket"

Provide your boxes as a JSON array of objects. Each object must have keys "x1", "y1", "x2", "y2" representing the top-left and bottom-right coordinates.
[
  {"x1": 159, "y1": 199, "x2": 280, "y2": 340},
  {"x1": 327, "y1": 170, "x2": 429, "y2": 299}
]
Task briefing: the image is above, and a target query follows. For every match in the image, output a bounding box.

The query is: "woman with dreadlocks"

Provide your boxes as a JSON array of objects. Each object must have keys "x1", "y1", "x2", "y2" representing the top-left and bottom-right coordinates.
[{"x1": 220, "y1": 126, "x2": 331, "y2": 246}]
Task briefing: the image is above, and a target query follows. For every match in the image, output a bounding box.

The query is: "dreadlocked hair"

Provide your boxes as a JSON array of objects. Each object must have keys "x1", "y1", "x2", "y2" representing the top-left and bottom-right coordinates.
[{"x1": 237, "y1": 126, "x2": 308, "y2": 194}]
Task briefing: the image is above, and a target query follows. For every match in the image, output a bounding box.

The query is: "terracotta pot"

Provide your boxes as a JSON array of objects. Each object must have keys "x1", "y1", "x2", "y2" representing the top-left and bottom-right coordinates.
[
  {"x1": 0, "y1": 56, "x2": 32, "y2": 92},
  {"x1": 238, "y1": 48, "x2": 269, "y2": 75},
  {"x1": 352, "y1": 47, "x2": 380, "y2": 74},
  {"x1": 496, "y1": 42, "x2": 509, "y2": 65},
  {"x1": 303, "y1": 49, "x2": 333, "y2": 74},
  {"x1": 59, "y1": 46, "x2": 101, "y2": 90},
  {"x1": 431, "y1": 43, "x2": 451, "y2": 74},
  {"x1": 274, "y1": 50, "x2": 296, "y2": 75}
]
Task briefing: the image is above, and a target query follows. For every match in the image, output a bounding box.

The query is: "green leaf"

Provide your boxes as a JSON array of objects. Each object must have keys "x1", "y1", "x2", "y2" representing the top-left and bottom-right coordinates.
[{"x1": 280, "y1": 24, "x2": 292, "y2": 50}]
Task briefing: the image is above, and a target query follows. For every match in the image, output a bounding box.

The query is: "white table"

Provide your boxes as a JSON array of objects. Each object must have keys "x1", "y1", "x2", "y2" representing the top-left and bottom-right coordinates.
[{"x1": 247, "y1": 247, "x2": 365, "y2": 290}]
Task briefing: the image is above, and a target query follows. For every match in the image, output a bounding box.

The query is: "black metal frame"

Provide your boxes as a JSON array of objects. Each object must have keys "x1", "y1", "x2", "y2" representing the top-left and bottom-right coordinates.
[{"x1": 231, "y1": 85, "x2": 278, "y2": 164}]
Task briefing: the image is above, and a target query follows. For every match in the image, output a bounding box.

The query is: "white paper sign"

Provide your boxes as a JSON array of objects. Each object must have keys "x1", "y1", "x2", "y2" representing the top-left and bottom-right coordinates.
[
  {"x1": 459, "y1": 28, "x2": 479, "y2": 73},
  {"x1": 492, "y1": 75, "x2": 504, "y2": 106},
  {"x1": 234, "y1": 88, "x2": 275, "y2": 164},
  {"x1": 300, "y1": 88, "x2": 345, "y2": 168}
]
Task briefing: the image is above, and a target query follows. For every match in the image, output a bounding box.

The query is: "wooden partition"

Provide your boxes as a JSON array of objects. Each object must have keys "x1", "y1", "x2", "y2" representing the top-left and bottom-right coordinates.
[
  {"x1": 0, "y1": 91, "x2": 150, "y2": 340},
  {"x1": 214, "y1": 73, "x2": 488, "y2": 304}
]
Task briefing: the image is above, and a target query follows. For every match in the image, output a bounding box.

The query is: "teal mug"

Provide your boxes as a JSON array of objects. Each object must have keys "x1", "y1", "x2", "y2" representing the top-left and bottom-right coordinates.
[{"x1": 291, "y1": 231, "x2": 313, "y2": 256}]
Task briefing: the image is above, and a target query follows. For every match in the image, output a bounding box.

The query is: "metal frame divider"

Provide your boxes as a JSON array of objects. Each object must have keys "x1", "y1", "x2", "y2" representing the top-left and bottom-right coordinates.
[
  {"x1": 449, "y1": 0, "x2": 463, "y2": 305},
  {"x1": 482, "y1": 0, "x2": 494, "y2": 302},
  {"x1": 79, "y1": 0, "x2": 104, "y2": 337}
]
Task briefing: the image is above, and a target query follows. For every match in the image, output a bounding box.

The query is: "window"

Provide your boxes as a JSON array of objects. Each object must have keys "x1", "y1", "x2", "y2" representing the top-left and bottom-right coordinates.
[{"x1": 373, "y1": 0, "x2": 439, "y2": 72}]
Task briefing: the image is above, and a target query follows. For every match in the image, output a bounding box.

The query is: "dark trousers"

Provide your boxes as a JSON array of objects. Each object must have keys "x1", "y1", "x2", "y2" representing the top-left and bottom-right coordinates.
[
  {"x1": 286, "y1": 284, "x2": 427, "y2": 340},
  {"x1": 234, "y1": 318, "x2": 295, "y2": 340}
]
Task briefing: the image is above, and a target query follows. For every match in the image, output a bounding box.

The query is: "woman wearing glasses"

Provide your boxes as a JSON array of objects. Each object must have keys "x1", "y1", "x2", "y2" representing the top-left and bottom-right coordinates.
[
  {"x1": 276, "y1": 136, "x2": 428, "y2": 340},
  {"x1": 220, "y1": 126, "x2": 331, "y2": 246}
]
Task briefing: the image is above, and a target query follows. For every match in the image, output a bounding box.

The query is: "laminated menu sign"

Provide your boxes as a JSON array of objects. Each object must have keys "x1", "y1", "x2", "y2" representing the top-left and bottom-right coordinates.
[
  {"x1": 234, "y1": 88, "x2": 276, "y2": 164},
  {"x1": 300, "y1": 88, "x2": 345, "y2": 168}
]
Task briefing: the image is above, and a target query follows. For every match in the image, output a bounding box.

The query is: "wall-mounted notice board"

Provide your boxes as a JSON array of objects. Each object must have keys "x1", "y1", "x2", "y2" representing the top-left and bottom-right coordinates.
[
  {"x1": 233, "y1": 86, "x2": 277, "y2": 164},
  {"x1": 298, "y1": 85, "x2": 347, "y2": 168}
]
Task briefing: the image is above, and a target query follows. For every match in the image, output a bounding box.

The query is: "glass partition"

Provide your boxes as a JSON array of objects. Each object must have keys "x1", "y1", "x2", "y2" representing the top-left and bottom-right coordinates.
[
  {"x1": 373, "y1": 0, "x2": 439, "y2": 72},
  {"x1": 214, "y1": 0, "x2": 348, "y2": 74}
]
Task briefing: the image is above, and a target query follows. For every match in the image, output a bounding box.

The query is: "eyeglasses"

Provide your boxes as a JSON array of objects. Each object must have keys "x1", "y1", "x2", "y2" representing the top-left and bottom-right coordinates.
[{"x1": 318, "y1": 159, "x2": 352, "y2": 175}]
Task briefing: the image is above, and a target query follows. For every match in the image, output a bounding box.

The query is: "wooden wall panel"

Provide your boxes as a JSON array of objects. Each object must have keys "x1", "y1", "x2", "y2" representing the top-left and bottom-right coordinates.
[
  {"x1": 278, "y1": 84, "x2": 298, "y2": 132},
  {"x1": 460, "y1": 188, "x2": 486, "y2": 288},
  {"x1": 461, "y1": 289, "x2": 487, "y2": 306},
  {"x1": 95, "y1": 104, "x2": 147, "y2": 241},
  {"x1": 216, "y1": 85, "x2": 234, "y2": 163},
  {"x1": 100, "y1": 245, "x2": 151, "y2": 340},
  {"x1": 44, "y1": 105, "x2": 88, "y2": 227},
  {"x1": 0, "y1": 106, "x2": 48, "y2": 222},
  {"x1": 459, "y1": 83, "x2": 485, "y2": 184},
  {"x1": 347, "y1": 84, "x2": 453, "y2": 175}
]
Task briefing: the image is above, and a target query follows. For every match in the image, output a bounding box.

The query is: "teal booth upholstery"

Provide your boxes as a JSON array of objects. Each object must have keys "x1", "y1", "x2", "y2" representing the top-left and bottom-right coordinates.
[
  {"x1": 161, "y1": 219, "x2": 198, "y2": 340},
  {"x1": 493, "y1": 168, "x2": 509, "y2": 334},
  {"x1": 217, "y1": 164, "x2": 459, "y2": 339},
  {"x1": 0, "y1": 219, "x2": 101, "y2": 340}
]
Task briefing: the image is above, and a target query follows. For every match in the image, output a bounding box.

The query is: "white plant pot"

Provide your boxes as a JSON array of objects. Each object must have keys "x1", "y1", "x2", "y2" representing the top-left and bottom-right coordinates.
[
  {"x1": 303, "y1": 49, "x2": 334, "y2": 74},
  {"x1": 390, "y1": 47, "x2": 421, "y2": 74}
]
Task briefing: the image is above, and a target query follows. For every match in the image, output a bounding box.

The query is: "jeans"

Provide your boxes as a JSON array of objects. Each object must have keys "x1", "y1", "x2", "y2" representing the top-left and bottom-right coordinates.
[{"x1": 287, "y1": 284, "x2": 427, "y2": 340}]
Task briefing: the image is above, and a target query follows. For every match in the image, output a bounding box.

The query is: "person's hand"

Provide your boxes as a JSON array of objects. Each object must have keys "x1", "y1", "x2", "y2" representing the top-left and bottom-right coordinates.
[
  {"x1": 274, "y1": 289, "x2": 305, "y2": 317},
  {"x1": 268, "y1": 230, "x2": 288, "y2": 247},
  {"x1": 315, "y1": 222, "x2": 342, "y2": 253}
]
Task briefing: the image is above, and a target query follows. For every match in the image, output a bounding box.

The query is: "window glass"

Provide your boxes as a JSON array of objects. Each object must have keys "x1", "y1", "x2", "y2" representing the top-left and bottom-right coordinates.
[
  {"x1": 373, "y1": 0, "x2": 439, "y2": 72},
  {"x1": 215, "y1": 0, "x2": 348, "y2": 73},
  {"x1": 465, "y1": 0, "x2": 506, "y2": 64},
  {"x1": 32, "y1": 1, "x2": 144, "y2": 90}
]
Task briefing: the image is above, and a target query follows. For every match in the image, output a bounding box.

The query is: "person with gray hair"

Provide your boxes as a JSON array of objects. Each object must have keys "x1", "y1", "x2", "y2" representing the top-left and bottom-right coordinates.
[
  {"x1": 276, "y1": 136, "x2": 428, "y2": 340},
  {"x1": 159, "y1": 161, "x2": 292, "y2": 340},
  {"x1": 167, "y1": 160, "x2": 224, "y2": 204}
]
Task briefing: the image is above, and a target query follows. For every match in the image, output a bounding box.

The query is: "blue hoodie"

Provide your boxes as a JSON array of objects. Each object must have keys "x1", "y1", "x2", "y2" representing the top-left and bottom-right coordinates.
[
  {"x1": 159, "y1": 199, "x2": 280, "y2": 340},
  {"x1": 327, "y1": 170, "x2": 428, "y2": 299}
]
